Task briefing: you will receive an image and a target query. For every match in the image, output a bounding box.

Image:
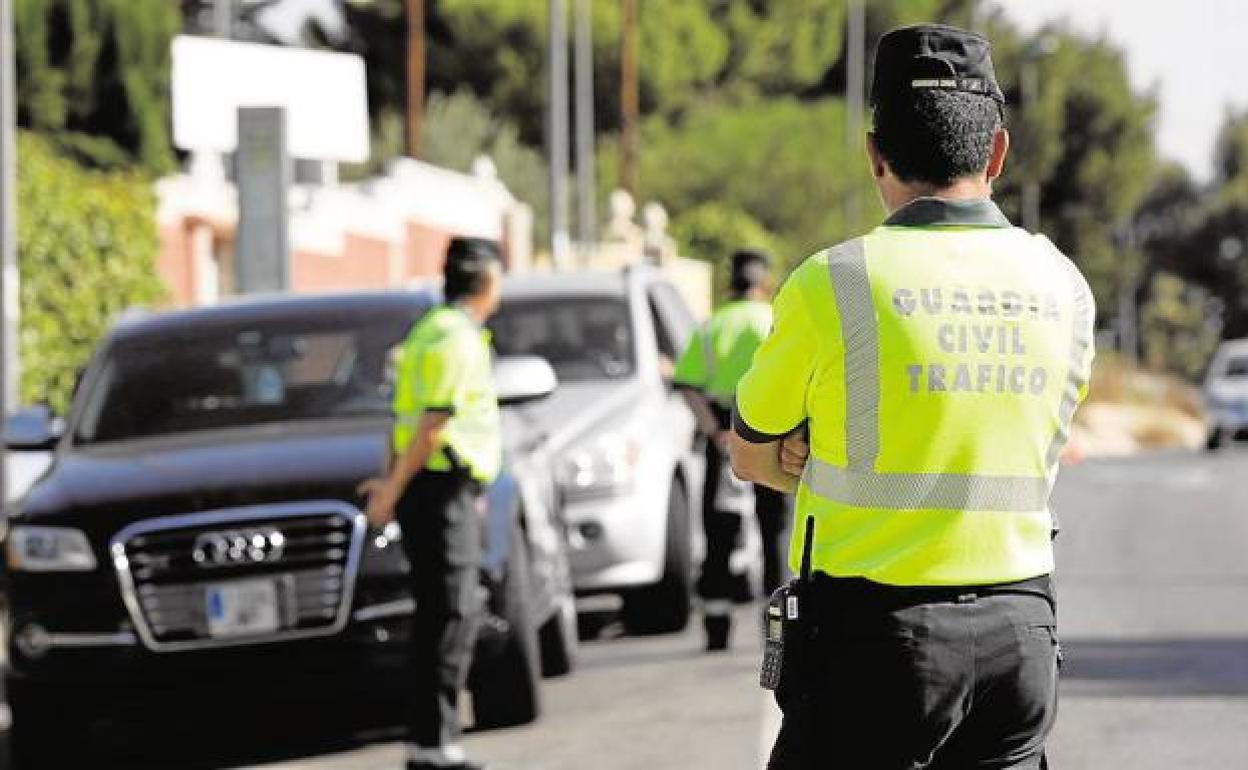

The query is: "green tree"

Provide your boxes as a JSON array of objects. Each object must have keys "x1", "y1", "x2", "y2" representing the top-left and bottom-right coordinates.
[
  {"x1": 340, "y1": 0, "x2": 846, "y2": 146},
  {"x1": 14, "y1": 0, "x2": 179, "y2": 172},
  {"x1": 981, "y1": 23, "x2": 1160, "y2": 316},
  {"x1": 601, "y1": 97, "x2": 882, "y2": 268},
  {"x1": 670, "y1": 203, "x2": 779, "y2": 302},
  {"x1": 1139, "y1": 273, "x2": 1223, "y2": 379},
  {"x1": 419, "y1": 90, "x2": 551, "y2": 243},
  {"x1": 16, "y1": 134, "x2": 168, "y2": 412},
  {"x1": 1152, "y1": 113, "x2": 1248, "y2": 343}
]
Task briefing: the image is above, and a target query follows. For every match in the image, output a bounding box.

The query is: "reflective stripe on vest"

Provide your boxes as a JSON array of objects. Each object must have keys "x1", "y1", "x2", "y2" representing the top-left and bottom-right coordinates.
[{"x1": 800, "y1": 237, "x2": 1091, "y2": 513}]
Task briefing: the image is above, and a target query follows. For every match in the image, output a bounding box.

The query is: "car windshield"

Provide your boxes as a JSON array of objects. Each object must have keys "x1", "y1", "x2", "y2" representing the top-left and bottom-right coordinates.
[
  {"x1": 489, "y1": 296, "x2": 635, "y2": 382},
  {"x1": 74, "y1": 311, "x2": 415, "y2": 445},
  {"x1": 1224, "y1": 356, "x2": 1248, "y2": 378}
]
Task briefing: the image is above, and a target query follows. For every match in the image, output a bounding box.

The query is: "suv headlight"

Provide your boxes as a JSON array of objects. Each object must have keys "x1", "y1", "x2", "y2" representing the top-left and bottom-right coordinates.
[
  {"x1": 559, "y1": 431, "x2": 641, "y2": 498},
  {"x1": 6, "y1": 526, "x2": 98, "y2": 572}
]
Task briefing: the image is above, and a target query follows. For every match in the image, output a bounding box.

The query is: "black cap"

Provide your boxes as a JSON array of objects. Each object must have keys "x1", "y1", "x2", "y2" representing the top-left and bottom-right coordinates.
[
  {"x1": 870, "y1": 24, "x2": 1004, "y2": 107},
  {"x1": 445, "y1": 236, "x2": 500, "y2": 267},
  {"x1": 443, "y1": 237, "x2": 500, "y2": 300},
  {"x1": 730, "y1": 248, "x2": 772, "y2": 293}
]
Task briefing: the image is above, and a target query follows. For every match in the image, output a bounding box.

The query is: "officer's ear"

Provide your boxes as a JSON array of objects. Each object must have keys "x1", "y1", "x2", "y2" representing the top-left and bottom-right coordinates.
[
  {"x1": 865, "y1": 133, "x2": 888, "y2": 180},
  {"x1": 986, "y1": 127, "x2": 1010, "y2": 182}
]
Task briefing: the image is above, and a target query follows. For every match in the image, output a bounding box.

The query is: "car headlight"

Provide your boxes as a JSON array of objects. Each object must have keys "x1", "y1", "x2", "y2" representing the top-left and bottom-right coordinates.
[
  {"x1": 559, "y1": 431, "x2": 641, "y2": 497},
  {"x1": 6, "y1": 526, "x2": 98, "y2": 572}
]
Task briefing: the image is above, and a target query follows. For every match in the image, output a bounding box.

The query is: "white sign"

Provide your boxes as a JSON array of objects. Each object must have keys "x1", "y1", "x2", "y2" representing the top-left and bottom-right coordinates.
[{"x1": 171, "y1": 35, "x2": 369, "y2": 163}]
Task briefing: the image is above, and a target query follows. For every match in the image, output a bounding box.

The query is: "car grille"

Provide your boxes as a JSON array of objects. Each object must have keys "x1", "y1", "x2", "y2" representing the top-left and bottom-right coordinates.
[{"x1": 110, "y1": 501, "x2": 366, "y2": 652}]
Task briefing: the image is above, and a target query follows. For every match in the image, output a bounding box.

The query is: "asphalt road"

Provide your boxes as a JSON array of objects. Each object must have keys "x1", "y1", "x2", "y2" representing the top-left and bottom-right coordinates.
[{"x1": 4, "y1": 448, "x2": 1247, "y2": 768}]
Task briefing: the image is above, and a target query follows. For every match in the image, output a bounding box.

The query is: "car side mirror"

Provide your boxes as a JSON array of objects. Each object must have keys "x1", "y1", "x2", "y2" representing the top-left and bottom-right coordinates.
[
  {"x1": 5, "y1": 405, "x2": 64, "y2": 452},
  {"x1": 494, "y1": 356, "x2": 558, "y2": 407}
]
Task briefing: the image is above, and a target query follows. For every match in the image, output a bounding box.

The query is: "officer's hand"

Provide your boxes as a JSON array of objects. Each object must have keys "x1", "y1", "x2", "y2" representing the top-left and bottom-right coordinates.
[
  {"x1": 358, "y1": 477, "x2": 398, "y2": 527},
  {"x1": 780, "y1": 433, "x2": 810, "y2": 478},
  {"x1": 714, "y1": 429, "x2": 734, "y2": 452}
]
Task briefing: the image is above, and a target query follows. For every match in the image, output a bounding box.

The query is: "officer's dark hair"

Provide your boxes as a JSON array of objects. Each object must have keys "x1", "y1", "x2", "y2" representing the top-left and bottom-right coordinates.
[
  {"x1": 872, "y1": 89, "x2": 1002, "y2": 187},
  {"x1": 729, "y1": 248, "x2": 772, "y2": 296},
  {"x1": 443, "y1": 237, "x2": 501, "y2": 303}
]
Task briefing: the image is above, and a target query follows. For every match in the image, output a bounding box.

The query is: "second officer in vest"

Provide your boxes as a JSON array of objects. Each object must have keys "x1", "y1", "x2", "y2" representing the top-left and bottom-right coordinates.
[
  {"x1": 730, "y1": 24, "x2": 1095, "y2": 768},
  {"x1": 360, "y1": 237, "x2": 503, "y2": 770},
  {"x1": 673, "y1": 249, "x2": 790, "y2": 651}
]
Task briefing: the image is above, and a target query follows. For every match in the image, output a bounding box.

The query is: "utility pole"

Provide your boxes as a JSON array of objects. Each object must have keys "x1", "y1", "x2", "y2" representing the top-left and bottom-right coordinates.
[
  {"x1": 573, "y1": 0, "x2": 597, "y2": 263},
  {"x1": 235, "y1": 107, "x2": 291, "y2": 294},
  {"x1": 548, "y1": 0, "x2": 572, "y2": 268},
  {"x1": 1, "y1": 0, "x2": 18, "y2": 500},
  {"x1": 619, "y1": 0, "x2": 639, "y2": 199},
  {"x1": 404, "y1": 0, "x2": 426, "y2": 158},
  {"x1": 845, "y1": 0, "x2": 866, "y2": 231},
  {"x1": 213, "y1": 0, "x2": 232, "y2": 37},
  {"x1": 1020, "y1": 36, "x2": 1057, "y2": 234},
  {"x1": 1116, "y1": 223, "x2": 1140, "y2": 364}
]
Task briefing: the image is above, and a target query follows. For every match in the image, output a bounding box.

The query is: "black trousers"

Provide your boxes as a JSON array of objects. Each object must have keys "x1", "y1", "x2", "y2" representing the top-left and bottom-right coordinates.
[
  {"x1": 698, "y1": 405, "x2": 791, "y2": 604},
  {"x1": 396, "y1": 470, "x2": 483, "y2": 748},
  {"x1": 768, "y1": 575, "x2": 1059, "y2": 770}
]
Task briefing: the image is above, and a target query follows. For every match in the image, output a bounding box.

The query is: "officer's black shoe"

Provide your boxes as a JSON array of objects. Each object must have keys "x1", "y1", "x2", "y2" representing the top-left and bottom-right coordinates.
[
  {"x1": 407, "y1": 762, "x2": 486, "y2": 770},
  {"x1": 705, "y1": 614, "x2": 732, "y2": 652}
]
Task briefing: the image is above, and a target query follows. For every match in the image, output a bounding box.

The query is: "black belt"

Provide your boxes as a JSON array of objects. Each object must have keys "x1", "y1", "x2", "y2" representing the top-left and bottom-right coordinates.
[{"x1": 809, "y1": 573, "x2": 1054, "y2": 611}]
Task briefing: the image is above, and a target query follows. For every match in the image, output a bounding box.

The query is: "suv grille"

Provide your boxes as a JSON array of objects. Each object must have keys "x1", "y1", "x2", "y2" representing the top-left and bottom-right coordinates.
[{"x1": 111, "y1": 501, "x2": 366, "y2": 652}]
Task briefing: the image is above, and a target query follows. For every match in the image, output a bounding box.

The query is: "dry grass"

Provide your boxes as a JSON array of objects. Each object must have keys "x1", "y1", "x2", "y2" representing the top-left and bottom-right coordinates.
[
  {"x1": 1072, "y1": 354, "x2": 1208, "y2": 455},
  {"x1": 1132, "y1": 408, "x2": 1203, "y2": 449},
  {"x1": 1085, "y1": 352, "x2": 1206, "y2": 420}
]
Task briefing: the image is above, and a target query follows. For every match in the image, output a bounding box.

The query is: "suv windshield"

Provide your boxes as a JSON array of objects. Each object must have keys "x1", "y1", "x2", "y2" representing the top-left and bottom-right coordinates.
[
  {"x1": 75, "y1": 312, "x2": 414, "y2": 445},
  {"x1": 490, "y1": 296, "x2": 635, "y2": 382}
]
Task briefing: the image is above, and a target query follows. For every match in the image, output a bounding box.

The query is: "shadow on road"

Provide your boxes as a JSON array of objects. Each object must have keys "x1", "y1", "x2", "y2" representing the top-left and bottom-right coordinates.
[{"x1": 1061, "y1": 638, "x2": 1248, "y2": 697}]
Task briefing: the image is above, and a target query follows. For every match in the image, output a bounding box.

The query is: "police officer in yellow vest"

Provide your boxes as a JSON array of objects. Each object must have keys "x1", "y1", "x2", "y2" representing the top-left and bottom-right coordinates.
[
  {"x1": 360, "y1": 237, "x2": 503, "y2": 770},
  {"x1": 673, "y1": 249, "x2": 791, "y2": 651},
  {"x1": 730, "y1": 25, "x2": 1094, "y2": 769}
]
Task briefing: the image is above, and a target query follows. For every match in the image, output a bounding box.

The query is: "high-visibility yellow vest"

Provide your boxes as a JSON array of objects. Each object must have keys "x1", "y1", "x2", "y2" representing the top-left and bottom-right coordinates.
[
  {"x1": 393, "y1": 305, "x2": 502, "y2": 483},
  {"x1": 734, "y1": 197, "x2": 1095, "y2": 586},
  {"x1": 672, "y1": 299, "x2": 773, "y2": 406}
]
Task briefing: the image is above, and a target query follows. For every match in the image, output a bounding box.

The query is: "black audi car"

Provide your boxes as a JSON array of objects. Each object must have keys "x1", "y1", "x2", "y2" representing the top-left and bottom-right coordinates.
[{"x1": 1, "y1": 291, "x2": 578, "y2": 766}]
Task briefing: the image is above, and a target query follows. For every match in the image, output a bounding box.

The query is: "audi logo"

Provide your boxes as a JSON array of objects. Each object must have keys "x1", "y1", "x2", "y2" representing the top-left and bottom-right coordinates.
[{"x1": 191, "y1": 527, "x2": 286, "y2": 567}]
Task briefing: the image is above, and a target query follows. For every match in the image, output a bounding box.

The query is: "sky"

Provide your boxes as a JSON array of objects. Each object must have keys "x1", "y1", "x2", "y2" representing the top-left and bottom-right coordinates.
[{"x1": 994, "y1": 0, "x2": 1248, "y2": 181}]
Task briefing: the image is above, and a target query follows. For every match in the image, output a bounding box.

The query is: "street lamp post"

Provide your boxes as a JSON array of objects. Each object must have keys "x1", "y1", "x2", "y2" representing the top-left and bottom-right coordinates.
[
  {"x1": 573, "y1": 0, "x2": 596, "y2": 264},
  {"x1": 1020, "y1": 36, "x2": 1058, "y2": 234},
  {"x1": 548, "y1": 0, "x2": 572, "y2": 269},
  {"x1": 845, "y1": 0, "x2": 866, "y2": 231},
  {"x1": 0, "y1": 0, "x2": 17, "y2": 501}
]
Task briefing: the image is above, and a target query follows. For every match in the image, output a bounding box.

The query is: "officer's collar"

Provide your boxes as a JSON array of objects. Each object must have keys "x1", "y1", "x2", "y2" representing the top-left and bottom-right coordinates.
[
  {"x1": 443, "y1": 302, "x2": 493, "y2": 342},
  {"x1": 883, "y1": 196, "x2": 1012, "y2": 228},
  {"x1": 443, "y1": 302, "x2": 482, "y2": 328}
]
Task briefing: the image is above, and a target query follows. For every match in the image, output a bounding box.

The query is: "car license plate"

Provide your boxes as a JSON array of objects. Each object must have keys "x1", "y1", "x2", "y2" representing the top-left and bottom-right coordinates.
[{"x1": 205, "y1": 578, "x2": 281, "y2": 638}]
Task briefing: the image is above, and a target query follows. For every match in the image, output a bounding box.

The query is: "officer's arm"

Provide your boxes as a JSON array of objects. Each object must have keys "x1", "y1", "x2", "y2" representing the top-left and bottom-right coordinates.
[
  {"x1": 388, "y1": 411, "x2": 452, "y2": 491},
  {"x1": 729, "y1": 435, "x2": 799, "y2": 494},
  {"x1": 671, "y1": 329, "x2": 720, "y2": 435},
  {"x1": 680, "y1": 389, "x2": 722, "y2": 437},
  {"x1": 387, "y1": 333, "x2": 463, "y2": 492},
  {"x1": 728, "y1": 264, "x2": 819, "y2": 493}
]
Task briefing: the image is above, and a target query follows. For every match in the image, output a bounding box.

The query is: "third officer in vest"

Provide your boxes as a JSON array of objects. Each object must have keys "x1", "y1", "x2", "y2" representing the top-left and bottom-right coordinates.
[
  {"x1": 673, "y1": 249, "x2": 790, "y2": 651},
  {"x1": 730, "y1": 24, "x2": 1094, "y2": 768}
]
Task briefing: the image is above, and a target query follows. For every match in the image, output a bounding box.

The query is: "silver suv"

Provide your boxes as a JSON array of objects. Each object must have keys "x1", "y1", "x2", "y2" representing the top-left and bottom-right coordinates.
[
  {"x1": 489, "y1": 266, "x2": 703, "y2": 634},
  {"x1": 1205, "y1": 338, "x2": 1248, "y2": 450}
]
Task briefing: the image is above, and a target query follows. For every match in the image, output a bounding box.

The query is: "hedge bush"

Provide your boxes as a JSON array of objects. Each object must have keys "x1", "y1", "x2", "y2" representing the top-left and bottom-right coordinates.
[{"x1": 16, "y1": 132, "x2": 166, "y2": 413}]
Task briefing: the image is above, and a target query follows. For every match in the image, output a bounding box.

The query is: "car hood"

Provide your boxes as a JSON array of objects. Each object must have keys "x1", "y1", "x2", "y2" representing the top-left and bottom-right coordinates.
[
  {"x1": 19, "y1": 419, "x2": 389, "y2": 522},
  {"x1": 505, "y1": 379, "x2": 652, "y2": 455}
]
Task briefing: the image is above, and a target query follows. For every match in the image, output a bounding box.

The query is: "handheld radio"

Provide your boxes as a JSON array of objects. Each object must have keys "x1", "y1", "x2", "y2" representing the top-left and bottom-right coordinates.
[{"x1": 760, "y1": 515, "x2": 816, "y2": 691}]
